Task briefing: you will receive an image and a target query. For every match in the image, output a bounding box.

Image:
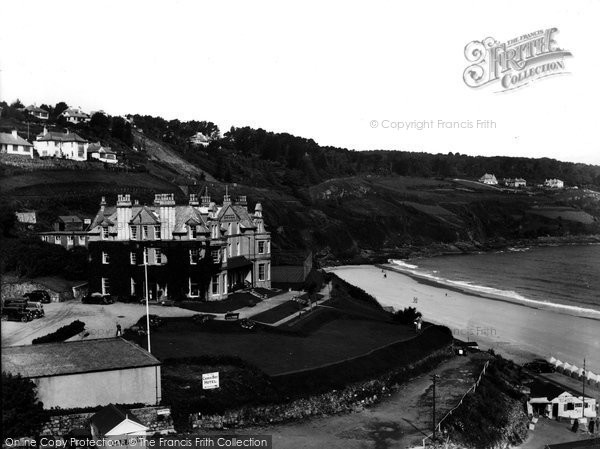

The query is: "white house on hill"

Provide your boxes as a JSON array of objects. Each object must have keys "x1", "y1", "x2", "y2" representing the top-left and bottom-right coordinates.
[
  {"x1": 544, "y1": 178, "x2": 564, "y2": 189},
  {"x1": 89, "y1": 142, "x2": 118, "y2": 164},
  {"x1": 0, "y1": 130, "x2": 34, "y2": 158},
  {"x1": 479, "y1": 173, "x2": 498, "y2": 185},
  {"x1": 60, "y1": 107, "x2": 90, "y2": 124},
  {"x1": 190, "y1": 132, "x2": 210, "y2": 147},
  {"x1": 528, "y1": 381, "x2": 596, "y2": 420},
  {"x1": 34, "y1": 127, "x2": 89, "y2": 161},
  {"x1": 24, "y1": 105, "x2": 49, "y2": 121}
]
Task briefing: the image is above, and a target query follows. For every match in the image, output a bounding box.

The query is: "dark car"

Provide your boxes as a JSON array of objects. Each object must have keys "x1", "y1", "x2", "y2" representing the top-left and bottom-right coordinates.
[
  {"x1": 23, "y1": 290, "x2": 51, "y2": 304},
  {"x1": 129, "y1": 314, "x2": 164, "y2": 335},
  {"x1": 523, "y1": 360, "x2": 556, "y2": 374},
  {"x1": 160, "y1": 299, "x2": 175, "y2": 307},
  {"x1": 82, "y1": 292, "x2": 114, "y2": 304},
  {"x1": 1, "y1": 303, "x2": 34, "y2": 322}
]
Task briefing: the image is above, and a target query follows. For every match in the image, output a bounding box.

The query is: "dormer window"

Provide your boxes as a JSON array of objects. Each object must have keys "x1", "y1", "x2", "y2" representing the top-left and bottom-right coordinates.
[
  {"x1": 102, "y1": 226, "x2": 109, "y2": 239},
  {"x1": 191, "y1": 225, "x2": 198, "y2": 239}
]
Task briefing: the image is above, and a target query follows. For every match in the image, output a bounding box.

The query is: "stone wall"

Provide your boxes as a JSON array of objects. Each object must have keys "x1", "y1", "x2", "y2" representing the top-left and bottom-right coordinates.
[
  {"x1": 190, "y1": 346, "x2": 453, "y2": 430},
  {"x1": 40, "y1": 406, "x2": 175, "y2": 436},
  {"x1": 1, "y1": 280, "x2": 68, "y2": 302}
]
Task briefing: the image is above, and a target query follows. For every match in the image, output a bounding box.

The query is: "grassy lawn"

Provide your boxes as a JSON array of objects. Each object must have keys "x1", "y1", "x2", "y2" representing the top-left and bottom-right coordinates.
[
  {"x1": 178, "y1": 292, "x2": 260, "y2": 313},
  {"x1": 127, "y1": 315, "x2": 415, "y2": 375},
  {"x1": 251, "y1": 300, "x2": 302, "y2": 324}
]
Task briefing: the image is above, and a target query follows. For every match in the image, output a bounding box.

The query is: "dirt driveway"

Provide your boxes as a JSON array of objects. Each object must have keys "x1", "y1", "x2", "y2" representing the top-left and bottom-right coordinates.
[
  {"x1": 206, "y1": 354, "x2": 488, "y2": 449},
  {"x1": 1, "y1": 300, "x2": 197, "y2": 346}
]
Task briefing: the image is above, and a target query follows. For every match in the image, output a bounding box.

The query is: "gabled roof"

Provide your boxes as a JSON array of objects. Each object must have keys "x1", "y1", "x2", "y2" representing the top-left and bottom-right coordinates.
[
  {"x1": 0, "y1": 132, "x2": 33, "y2": 147},
  {"x1": 1, "y1": 338, "x2": 160, "y2": 378},
  {"x1": 61, "y1": 108, "x2": 89, "y2": 119},
  {"x1": 173, "y1": 205, "x2": 208, "y2": 234},
  {"x1": 36, "y1": 131, "x2": 88, "y2": 143},
  {"x1": 529, "y1": 381, "x2": 567, "y2": 401},
  {"x1": 25, "y1": 105, "x2": 49, "y2": 114},
  {"x1": 58, "y1": 215, "x2": 82, "y2": 223},
  {"x1": 131, "y1": 206, "x2": 160, "y2": 225},
  {"x1": 89, "y1": 142, "x2": 115, "y2": 154},
  {"x1": 90, "y1": 404, "x2": 146, "y2": 436}
]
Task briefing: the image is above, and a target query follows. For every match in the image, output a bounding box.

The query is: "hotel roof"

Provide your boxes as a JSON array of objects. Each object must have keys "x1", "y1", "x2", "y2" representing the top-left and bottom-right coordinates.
[{"x1": 2, "y1": 338, "x2": 160, "y2": 378}]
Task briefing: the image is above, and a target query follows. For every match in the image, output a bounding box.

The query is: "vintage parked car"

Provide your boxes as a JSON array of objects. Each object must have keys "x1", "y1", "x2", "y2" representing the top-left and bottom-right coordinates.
[
  {"x1": 3, "y1": 299, "x2": 44, "y2": 319},
  {"x1": 129, "y1": 314, "x2": 164, "y2": 335},
  {"x1": 523, "y1": 360, "x2": 556, "y2": 374},
  {"x1": 23, "y1": 290, "x2": 52, "y2": 304},
  {"x1": 1, "y1": 303, "x2": 34, "y2": 322},
  {"x1": 82, "y1": 292, "x2": 114, "y2": 304}
]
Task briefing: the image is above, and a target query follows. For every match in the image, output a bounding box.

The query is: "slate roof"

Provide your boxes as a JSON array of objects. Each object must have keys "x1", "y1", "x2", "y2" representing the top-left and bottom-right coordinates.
[
  {"x1": 61, "y1": 108, "x2": 89, "y2": 119},
  {"x1": 58, "y1": 215, "x2": 83, "y2": 223},
  {"x1": 0, "y1": 132, "x2": 33, "y2": 147},
  {"x1": 36, "y1": 131, "x2": 88, "y2": 143},
  {"x1": 173, "y1": 205, "x2": 209, "y2": 234},
  {"x1": 90, "y1": 404, "x2": 146, "y2": 436},
  {"x1": 25, "y1": 105, "x2": 49, "y2": 114},
  {"x1": 529, "y1": 381, "x2": 567, "y2": 401},
  {"x1": 1, "y1": 338, "x2": 160, "y2": 378}
]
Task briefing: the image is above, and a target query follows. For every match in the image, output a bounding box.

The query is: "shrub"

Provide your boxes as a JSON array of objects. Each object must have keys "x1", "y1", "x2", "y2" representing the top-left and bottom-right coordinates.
[
  {"x1": 392, "y1": 307, "x2": 422, "y2": 324},
  {"x1": 32, "y1": 320, "x2": 85, "y2": 344}
]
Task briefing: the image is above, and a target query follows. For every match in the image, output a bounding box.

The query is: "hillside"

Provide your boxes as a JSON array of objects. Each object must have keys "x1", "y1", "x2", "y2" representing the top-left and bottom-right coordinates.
[{"x1": 1, "y1": 102, "x2": 600, "y2": 265}]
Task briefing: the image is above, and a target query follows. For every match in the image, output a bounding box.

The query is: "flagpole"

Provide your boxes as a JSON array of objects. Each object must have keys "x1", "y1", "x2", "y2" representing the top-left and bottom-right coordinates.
[{"x1": 144, "y1": 254, "x2": 151, "y2": 353}]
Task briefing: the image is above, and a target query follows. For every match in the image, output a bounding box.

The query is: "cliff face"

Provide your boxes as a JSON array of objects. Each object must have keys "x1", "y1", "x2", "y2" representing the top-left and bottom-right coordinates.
[{"x1": 257, "y1": 176, "x2": 600, "y2": 265}]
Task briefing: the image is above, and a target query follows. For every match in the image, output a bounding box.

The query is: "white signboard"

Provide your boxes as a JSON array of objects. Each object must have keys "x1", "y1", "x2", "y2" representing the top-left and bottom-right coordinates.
[{"x1": 202, "y1": 372, "x2": 220, "y2": 390}]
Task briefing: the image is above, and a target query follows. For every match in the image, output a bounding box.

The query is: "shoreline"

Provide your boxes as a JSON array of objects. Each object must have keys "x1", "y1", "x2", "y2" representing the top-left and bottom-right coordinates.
[
  {"x1": 328, "y1": 265, "x2": 600, "y2": 373},
  {"x1": 377, "y1": 262, "x2": 600, "y2": 322}
]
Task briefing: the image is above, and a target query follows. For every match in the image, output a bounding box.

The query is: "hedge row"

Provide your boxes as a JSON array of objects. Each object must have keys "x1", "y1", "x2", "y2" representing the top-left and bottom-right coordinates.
[{"x1": 32, "y1": 320, "x2": 85, "y2": 345}]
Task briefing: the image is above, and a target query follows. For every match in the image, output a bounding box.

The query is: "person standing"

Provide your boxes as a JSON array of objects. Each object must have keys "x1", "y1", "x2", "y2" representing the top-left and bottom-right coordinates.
[{"x1": 116, "y1": 323, "x2": 122, "y2": 337}]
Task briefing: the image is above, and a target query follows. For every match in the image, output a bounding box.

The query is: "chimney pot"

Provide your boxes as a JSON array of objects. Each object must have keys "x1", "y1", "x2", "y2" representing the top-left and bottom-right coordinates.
[{"x1": 11, "y1": 130, "x2": 18, "y2": 138}]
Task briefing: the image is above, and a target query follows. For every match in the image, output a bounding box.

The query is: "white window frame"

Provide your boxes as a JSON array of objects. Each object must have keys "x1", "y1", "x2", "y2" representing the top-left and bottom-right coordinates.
[
  {"x1": 78, "y1": 235, "x2": 85, "y2": 245},
  {"x1": 101, "y1": 277, "x2": 110, "y2": 295},
  {"x1": 211, "y1": 275, "x2": 219, "y2": 295},
  {"x1": 258, "y1": 263, "x2": 266, "y2": 281},
  {"x1": 190, "y1": 248, "x2": 199, "y2": 265},
  {"x1": 130, "y1": 226, "x2": 138, "y2": 240},
  {"x1": 103, "y1": 226, "x2": 109, "y2": 239},
  {"x1": 102, "y1": 251, "x2": 110, "y2": 264},
  {"x1": 189, "y1": 278, "x2": 200, "y2": 298},
  {"x1": 130, "y1": 278, "x2": 136, "y2": 295},
  {"x1": 154, "y1": 226, "x2": 161, "y2": 240},
  {"x1": 258, "y1": 241, "x2": 265, "y2": 254},
  {"x1": 211, "y1": 250, "x2": 220, "y2": 263},
  {"x1": 130, "y1": 251, "x2": 137, "y2": 265},
  {"x1": 142, "y1": 225, "x2": 149, "y2": 239},
  {"x1": 143, "y1": 247, "x2": 148, "y2": 265},
  {"x1": 237, "y1": 241, "x2": 241, "y2": 256},
  {"x1": 155, "y1": 248, "x2": 162, "y2": 264},
  {"x1": 54, "y1": 236, "x2": 61, "y2": 245},
  {"x1": 67, "y1": 235, "x2": 74, "y2": 246}
]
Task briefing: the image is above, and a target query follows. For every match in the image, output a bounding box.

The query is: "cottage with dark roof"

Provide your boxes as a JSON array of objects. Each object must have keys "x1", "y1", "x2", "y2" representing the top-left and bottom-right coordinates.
[
  {"x1": 34, "y1": 127, "x2": 89, "y2": 160},
  {"x1": 1, "y1": 338, "x2": 161, "y2": 409},
  {"x1": 89, "y1": 142, "x2": 118, "y2": 164},
  {"x1": 24, "y1": 104, "x2": 49, "y2": 121},
  {"x1": 60, "y1": 107, "x2": 90, "y2": 124},
  {"x1": 84, "y1": 191, "x2": 271, "y2": 301},
  {"x1": 528, "y1": 380, "x2": 597, "y2": 420},
  {"x1": 0, "y1": 130, "x2": 34, "y2": 158}
]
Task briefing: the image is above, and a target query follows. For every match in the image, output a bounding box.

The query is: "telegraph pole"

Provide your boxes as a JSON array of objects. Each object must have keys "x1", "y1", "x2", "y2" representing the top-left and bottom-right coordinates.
[
  {"x1": 582, "y1": 358, "x2": 585, "y2": 418},
  {"x1": 431, "y1": 374, "x2": 440, "y2": 440}
]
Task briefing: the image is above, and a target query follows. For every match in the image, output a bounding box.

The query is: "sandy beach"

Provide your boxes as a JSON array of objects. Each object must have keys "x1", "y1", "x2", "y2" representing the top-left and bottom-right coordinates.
[{"x1": 329, "y1": 265, "x2": 600, "y2": 373}]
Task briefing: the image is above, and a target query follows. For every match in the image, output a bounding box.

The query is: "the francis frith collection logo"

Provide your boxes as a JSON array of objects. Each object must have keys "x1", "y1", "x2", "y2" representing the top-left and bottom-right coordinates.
[{"x1": 463, "y1": 28, "x2": 572, "y2": 92}]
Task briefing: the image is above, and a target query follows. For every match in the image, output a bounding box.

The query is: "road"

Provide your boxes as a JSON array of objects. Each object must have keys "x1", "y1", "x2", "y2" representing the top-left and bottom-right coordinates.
[
  {"x1": 1, "y1": 301, "x2": 197, "y2": 346},
  {"x1": 211, "y1": 354, "x2": 488, "y2": 449}
]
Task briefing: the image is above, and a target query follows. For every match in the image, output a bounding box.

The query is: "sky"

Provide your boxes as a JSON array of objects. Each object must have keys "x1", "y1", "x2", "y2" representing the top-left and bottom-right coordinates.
[{"x1": 1, "y1": 0, "x2": 598, "y2": 165}]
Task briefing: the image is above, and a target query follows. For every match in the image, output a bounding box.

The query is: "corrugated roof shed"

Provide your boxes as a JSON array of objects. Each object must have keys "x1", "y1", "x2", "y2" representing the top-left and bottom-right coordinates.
[{"x1": 2, "y1": 338, "x2": 160, "y2": 378}]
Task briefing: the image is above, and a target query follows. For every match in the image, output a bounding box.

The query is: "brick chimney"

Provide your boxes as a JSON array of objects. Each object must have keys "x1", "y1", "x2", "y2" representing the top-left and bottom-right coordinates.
[{"x1": 201, "y1": 187, "x2": 211, "y2": 207}]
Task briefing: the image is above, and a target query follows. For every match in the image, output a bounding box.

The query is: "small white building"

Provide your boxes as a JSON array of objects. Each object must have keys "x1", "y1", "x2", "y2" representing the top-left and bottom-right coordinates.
[
  {"x1": 190, "y1": 132, "x2": 210, "y2": 147},
  {"x1": 528, "y1": 382, "x2": 597, "y2": 420},
  {"x1": 479, "y1": 173, "x2": 498, "y2": 185},
  {"x1": 90, "y1": 404, "x2": 149, "y2": 439},
  {"x1": 544, "y1": 178, "x2": 564, "y2": 189},
  {"x1": 0, "y1": 130, "x2": 34, "y2": 158},
  {"x1": 60, "y1": 107, "x2": 90, "y2": 124},
  {"x1": 504, "y1": 178, "x2": 527, "y2": 188},
  {"x1": 34, "y1": 128, "x2": 89, "y2": 161},
  {"x1": 89, "y1": 142, "x2": 118, "y2": 164},
  {"x1": 24, "y1": 105, "x2": 49, "y2": 121}
]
